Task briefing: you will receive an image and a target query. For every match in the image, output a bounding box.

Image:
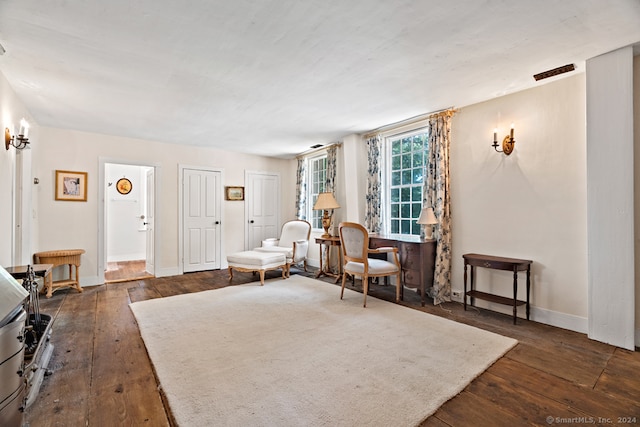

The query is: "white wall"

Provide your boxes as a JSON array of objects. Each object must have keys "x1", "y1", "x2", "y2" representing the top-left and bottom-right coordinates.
[
  {"x1": 449, "y1": 74, "x2": 589, "y2": 330},
  {"x1": 586, "y1": 47, "x2": 635, "y2": 350},
  {"x1": 634, "y1": 54, "x2": 640, "y2": 345},
  {"x1": 33, "y1": 127, "x2": 296, "y2": 285}
]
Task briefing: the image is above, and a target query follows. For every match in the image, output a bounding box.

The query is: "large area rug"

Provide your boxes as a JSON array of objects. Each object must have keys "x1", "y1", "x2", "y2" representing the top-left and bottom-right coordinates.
[{"x1": 130, "y1": 275, "x2": 517, "y2": 426}]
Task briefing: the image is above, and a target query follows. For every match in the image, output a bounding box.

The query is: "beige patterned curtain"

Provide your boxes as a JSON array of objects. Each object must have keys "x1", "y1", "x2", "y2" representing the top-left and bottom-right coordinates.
[
  {"x1": 423, "y1": 110, "x2": 454, "y2": 304},
  {"x1": 295, "y1": 158, "x2": 307, "y2": 220},
  {"x1": 326, "y1": 145, "x2": 337, "y2": 193},
  {"x1": 364, "y1": 135, "x2": 382, "y2": 233}
]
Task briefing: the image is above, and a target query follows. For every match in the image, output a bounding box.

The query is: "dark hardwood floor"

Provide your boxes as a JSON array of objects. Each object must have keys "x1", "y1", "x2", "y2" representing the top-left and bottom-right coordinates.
[
  {"x1": 24, "y1": 268, "x2": 640, "y2": 426},
  {"x1": 105, "y1": 260, "x2": 154, "y2": 283}
]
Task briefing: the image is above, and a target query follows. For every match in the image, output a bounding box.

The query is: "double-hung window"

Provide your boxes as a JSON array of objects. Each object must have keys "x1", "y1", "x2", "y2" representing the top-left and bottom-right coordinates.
[
  {"x1": 385, "y1": 128, "x2": 429, "y2": 237},
  {"x1": 307, "y1": 154, "x2": 327, "y2": 231}
]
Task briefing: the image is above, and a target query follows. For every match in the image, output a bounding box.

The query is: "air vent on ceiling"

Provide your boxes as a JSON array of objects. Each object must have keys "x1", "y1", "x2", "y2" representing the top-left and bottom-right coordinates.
[
  {"x1": 310, "y1": 144, "x2": 323, "y2": 149},
  {"x1": 533, "y1": 64, "x2": 575, "y2": 81}
]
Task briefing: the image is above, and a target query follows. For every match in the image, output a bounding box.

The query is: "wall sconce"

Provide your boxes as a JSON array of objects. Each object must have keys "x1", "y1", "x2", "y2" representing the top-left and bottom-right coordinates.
[
  {"x1": 5, "y1": 119, "x2": 31, "y2": 150},
  {"x1": 313, "y1": 192, "x2": 340, "y2": 238},
  {"x1": 492, "y1": 123, "x2": 515, "y2": 155}
]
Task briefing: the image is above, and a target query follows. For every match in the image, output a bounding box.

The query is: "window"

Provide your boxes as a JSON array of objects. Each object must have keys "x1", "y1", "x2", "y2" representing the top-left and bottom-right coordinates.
[
  {"x1": 387, "y1": 129, "x2": 429, "y2": 236},
  {"x1": 307, "y1": 154, "x2": 327, "y2": 230}
]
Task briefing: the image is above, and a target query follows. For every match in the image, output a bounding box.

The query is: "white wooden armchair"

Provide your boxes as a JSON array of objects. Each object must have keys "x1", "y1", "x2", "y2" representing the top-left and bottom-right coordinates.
[
  {"x1": 338, "y1": 222, "x2": 401, "y2": 307},
  {"x1": 254, "y1": 220, "x2": 311, "y2": 276}
]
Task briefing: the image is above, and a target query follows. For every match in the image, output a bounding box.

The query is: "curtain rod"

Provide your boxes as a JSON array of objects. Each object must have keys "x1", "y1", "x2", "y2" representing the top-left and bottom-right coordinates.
[
  {"x1": 296, "y1": 142, "x2": 342, "y2": 159},
  {"x1": 362, "y1": 107, "x2": 457, "y2": 139}
]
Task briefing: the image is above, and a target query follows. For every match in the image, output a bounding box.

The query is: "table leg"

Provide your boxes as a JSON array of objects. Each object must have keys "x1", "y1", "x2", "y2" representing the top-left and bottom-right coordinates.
[
  {"x1": 463, "y1": 262, "x2": 468, "y2": 311},
  {"x1": 74, "y1": 264, "x2": 83, "y2": 292},
  {"x1": 315, "y1": 243, "x2": 324, "y2": 278},
  {"x1": 334, "y1": 246, "x2": 343, "y2": 284},
  {"x1": 45, "y1": 272, "x2": 53, "y2": 298},
  {"x1": 470, "y1": 265, "x2": 475, "y2": 307},
  {"x1": 512, "y1": 267, "x2": 518, "y2": 325},
  {"x1": 526, "y1": 266, "x2": 531, "y2": 320}
]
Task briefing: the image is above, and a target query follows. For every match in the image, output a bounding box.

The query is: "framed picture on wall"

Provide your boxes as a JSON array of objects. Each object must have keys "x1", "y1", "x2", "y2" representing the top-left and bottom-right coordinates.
[
  {"x1": 225, "y1": 186, "x2": 244, "y2": 201},
  {"x1": 55, "y1": 170, "x2": 88, "y2": 202}
]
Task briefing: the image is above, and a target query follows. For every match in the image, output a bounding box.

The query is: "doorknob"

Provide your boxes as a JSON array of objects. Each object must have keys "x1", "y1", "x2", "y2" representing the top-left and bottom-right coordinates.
[
  {"x1": 215, "y1": 221, "x2": 220, "y2": 225},
  {"x1": 249, "y1": 220, "x2": 254, "y2": 224},
  {"x1": 143, "y1": 222, "x2": 149, "y2": 225}
]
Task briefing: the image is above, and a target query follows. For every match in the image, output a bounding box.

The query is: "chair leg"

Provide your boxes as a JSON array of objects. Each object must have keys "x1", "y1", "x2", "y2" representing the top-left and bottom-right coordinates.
[
  {"x1": 396, "y1": 272, "x2": 402, "y2": 302},
  {"x1": 363, "y1": 274, "x2": 369, "y2": 307},
  {"x1": 303, "y1": 260, "x2": 308, "y2": 272},
  {"x1": 340, "y1": 272, "x2": 347, "y2": 300}
]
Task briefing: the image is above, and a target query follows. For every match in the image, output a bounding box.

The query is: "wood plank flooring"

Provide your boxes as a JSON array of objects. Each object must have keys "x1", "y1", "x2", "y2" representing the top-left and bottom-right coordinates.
[
  {"x1": 105, "y1": 260, "x2": 154, "y2": 283},
  {"x1": 24, "y1": 268, "x2": 640, "y2": 426}
]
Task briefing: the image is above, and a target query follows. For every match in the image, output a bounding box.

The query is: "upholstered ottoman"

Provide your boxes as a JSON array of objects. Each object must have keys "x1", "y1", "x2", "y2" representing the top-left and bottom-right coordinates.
[{"x1": 227, "y1": 250, "x2": 287, "y2": 286}]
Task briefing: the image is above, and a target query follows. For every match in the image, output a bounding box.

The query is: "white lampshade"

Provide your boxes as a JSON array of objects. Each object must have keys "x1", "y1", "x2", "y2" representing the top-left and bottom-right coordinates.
[
  {"x1": 313, "y1": 192, "x2": 340, "y2": 210},
  {"x1": 417, "y1": 207, "x2": 437, "y2": 225}
]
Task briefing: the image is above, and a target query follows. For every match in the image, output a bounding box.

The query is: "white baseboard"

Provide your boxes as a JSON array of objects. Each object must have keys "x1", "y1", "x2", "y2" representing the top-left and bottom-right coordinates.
[
  {"x1": 450, "y1": 293, "x2": 588, "y2": 335},
  {"x1": 155, "y1": 267, "x2": 181, "y2": 278},
  {"x1": 79, "y1": 275, "x2": 101, "y2": 287}
]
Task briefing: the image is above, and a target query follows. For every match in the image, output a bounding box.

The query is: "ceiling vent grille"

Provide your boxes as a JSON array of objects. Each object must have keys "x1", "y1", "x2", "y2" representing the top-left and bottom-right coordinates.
[{"x1": 533, "y1": 64, "x2": 575, "y2": 81}]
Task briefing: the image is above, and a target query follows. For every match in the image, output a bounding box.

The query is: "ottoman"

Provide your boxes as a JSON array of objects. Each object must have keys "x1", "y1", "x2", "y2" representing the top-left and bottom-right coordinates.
[{"x1": 227, "y1": 250, "x2": 287, "y2": 286}]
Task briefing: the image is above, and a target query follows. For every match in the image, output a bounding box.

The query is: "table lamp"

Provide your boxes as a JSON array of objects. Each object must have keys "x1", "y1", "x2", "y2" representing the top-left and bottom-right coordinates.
[
  {"x1": 417, "y1": 207, "x2": 438, "y2": 239},
  {"x1": 313, "y1": 192, "x2": 340, "y2": 238}
]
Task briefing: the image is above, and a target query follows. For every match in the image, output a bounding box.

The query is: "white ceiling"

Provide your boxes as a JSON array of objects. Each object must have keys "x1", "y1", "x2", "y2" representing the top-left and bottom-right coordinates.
[{"x1": 0, "y1": 1, "x2": 639, "y2": 159}]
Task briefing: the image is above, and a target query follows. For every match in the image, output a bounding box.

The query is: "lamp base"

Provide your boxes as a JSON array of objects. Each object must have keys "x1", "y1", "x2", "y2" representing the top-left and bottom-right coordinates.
[
  {"x1": 425, "y1": 228, "x2": 434, "y2": 240},
  {"x1": 321, "y1": 212, "x2": 332, "y2": 238}
]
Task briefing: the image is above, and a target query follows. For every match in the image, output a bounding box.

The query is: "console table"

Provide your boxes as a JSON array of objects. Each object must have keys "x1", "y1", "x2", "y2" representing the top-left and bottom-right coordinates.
[
  {"x1": 462, "y1": 253, "x2": 533, "y2": 324},
  {"x1": 33, "y1": 249, "x2": 85, "y2": 298},
  {"x1": 369, "y1": 234, "x2": 436, "y2": 306}
]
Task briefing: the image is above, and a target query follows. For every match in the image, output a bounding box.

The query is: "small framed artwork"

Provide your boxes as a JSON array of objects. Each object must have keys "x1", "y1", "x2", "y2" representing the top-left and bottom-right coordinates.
[
  {"x1": 55, "y1": 170, "x2": 88, "y2": 202},
  {"x1": 225, "y1": 186, "x2": 244, "y2": 201}
]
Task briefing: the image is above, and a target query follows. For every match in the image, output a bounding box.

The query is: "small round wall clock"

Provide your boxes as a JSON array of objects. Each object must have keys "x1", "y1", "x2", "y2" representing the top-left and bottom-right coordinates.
[{"x1": 116, "y1": 178, "x2": 132, "y2": 195}]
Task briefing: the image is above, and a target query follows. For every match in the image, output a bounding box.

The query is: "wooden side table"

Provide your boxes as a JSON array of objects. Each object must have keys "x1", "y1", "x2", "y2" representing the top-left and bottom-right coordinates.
[
  {"x1": 314, "y1": 236, "x2": 342, "y2": 283},
  {"x1": 463, "y1": 253, "x2": 533, "y2": 324},
  {"x1": 33, "y1": 249, "x2": 85, "y2": 298}
]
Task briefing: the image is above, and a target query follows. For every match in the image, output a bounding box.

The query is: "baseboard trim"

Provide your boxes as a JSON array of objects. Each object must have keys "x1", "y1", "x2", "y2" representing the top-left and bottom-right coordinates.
[
  {"x1": 156, "y1": 267, "x2": 181, "y2": 278},
  {"x1": 449, "y1": 293, "x2": 588, "y2": 335}
]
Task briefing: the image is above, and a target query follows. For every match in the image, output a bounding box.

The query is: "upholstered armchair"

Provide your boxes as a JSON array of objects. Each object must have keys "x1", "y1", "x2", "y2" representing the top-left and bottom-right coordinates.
[
  {"x1": 338, "y1": 222, "x2": 402, "y2": 307},
  {"x1": 255, "y1": 220, "x2": 311, "y2": 276}
]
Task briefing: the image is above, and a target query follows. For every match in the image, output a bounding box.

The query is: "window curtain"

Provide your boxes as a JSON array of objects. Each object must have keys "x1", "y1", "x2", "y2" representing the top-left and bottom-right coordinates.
[
  {"x1": 295, "y1": 157, "x2": 307, "y2": 220},
  {"x1": 423, "y1": 111, "x2": 454, "y2": 305},
  {"x1": 364, "y1": 135, "x2": 382, "y2": 233},
  {"x1": 326, "y1": 145, "x2": 337, "y2": 193}
]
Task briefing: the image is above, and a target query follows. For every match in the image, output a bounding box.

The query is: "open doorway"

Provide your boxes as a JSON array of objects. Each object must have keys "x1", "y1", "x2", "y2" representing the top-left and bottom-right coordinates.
[{"x1": 104, "y1": 163, "x2": 154, "y2": 283}]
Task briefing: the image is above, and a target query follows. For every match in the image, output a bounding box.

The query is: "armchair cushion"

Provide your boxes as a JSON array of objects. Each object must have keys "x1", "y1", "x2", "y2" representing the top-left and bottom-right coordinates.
[
  {"x1": 254, "y1": 220, "x2": 311, "y2": 267},
  {"x1": 261, "y1": 238, "x2": 279, "y2": 248}
]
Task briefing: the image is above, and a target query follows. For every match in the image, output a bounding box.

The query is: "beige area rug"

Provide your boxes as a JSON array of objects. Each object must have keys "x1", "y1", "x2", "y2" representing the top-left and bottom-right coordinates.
[{"x1": 130, "y1": 276, "x2": 517, "y2": 426}]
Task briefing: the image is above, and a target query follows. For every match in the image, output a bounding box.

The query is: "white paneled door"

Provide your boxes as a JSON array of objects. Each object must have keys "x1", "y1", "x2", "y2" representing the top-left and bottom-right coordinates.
[
  {"x1": 183, "y1": 168, "x2": 222, "y2": 272},
  {"x1": 245, "y1": 171, "x2": 280, "y2": 250}
]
